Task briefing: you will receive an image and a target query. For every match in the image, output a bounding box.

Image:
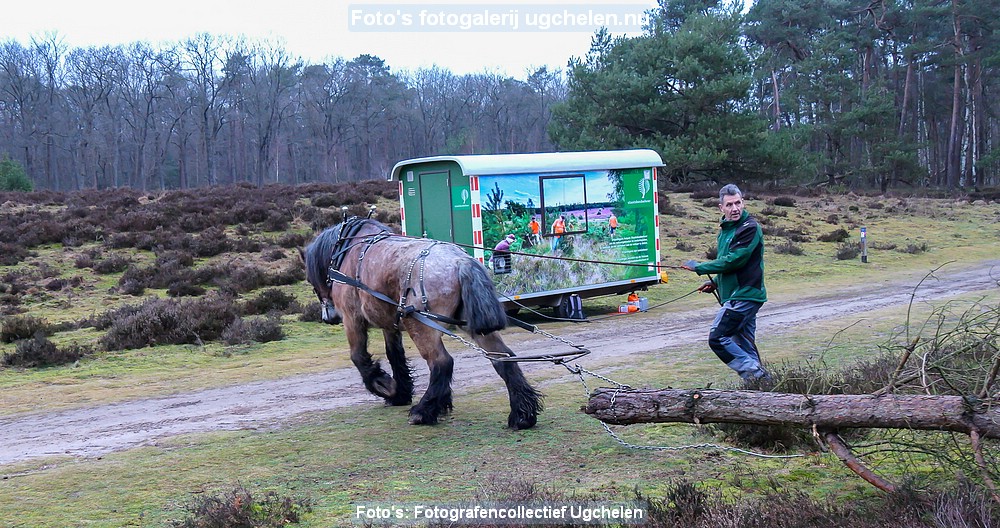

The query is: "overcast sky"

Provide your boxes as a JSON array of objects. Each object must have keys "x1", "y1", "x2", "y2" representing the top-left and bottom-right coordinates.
[{"x1": 4, "y1": 0, "x2": 659, "y2": 78}]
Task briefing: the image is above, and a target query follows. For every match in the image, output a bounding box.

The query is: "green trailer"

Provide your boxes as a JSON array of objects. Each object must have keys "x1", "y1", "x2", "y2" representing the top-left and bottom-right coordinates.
[{"x1": 389, "y1": 149, "x2": 665, "y2": 316}]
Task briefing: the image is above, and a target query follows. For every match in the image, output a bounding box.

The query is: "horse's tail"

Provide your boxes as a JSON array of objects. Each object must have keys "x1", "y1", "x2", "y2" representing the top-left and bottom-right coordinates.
[{"x1": 458, "y1": 258, "x2": 508, "y2": 335}]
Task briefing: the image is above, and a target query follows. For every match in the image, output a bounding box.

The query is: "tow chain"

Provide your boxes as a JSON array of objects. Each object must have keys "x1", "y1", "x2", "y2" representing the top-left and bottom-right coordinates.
[{"x1": 441, "y1": 311, "x2": 803, "y2": 460}]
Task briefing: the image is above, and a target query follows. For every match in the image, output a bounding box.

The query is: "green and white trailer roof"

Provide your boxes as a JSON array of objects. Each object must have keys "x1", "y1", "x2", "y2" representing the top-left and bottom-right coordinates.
[{"x1": 388, "y1": 149, "x2": 663, "y2": 180}]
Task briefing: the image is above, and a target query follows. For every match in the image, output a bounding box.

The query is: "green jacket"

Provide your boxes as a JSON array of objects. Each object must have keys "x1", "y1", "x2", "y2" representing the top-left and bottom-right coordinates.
[{"x1": 694, "y1": 210, "x2": 767, "y2": 304}]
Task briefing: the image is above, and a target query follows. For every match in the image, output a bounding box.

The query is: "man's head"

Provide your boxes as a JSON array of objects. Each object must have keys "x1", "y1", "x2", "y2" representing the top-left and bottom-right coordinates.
[
  {"x1": 506, "y1": 234, "x2": 516, "y2": 243},
  {"x1": 718, "y1": 184, "x2": 744, "y2": 221}
]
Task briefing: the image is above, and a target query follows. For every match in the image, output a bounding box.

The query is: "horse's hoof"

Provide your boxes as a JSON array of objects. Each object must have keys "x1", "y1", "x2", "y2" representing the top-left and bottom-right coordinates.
[
  {"x1": 408, "y1": 409, "x2": 438, "y2": 425},
  {"x1": 372, "y1": 376, "x2": 395, "y2": 399},
  {"x1": 509, "y1": 414, "x2": 537, "y2": 430}
]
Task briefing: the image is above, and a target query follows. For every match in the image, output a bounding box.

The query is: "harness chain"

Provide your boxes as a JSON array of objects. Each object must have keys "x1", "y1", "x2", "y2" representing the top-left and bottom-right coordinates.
[{"x1": 437, "y1": 322, "x2": 799, "y2": 459}]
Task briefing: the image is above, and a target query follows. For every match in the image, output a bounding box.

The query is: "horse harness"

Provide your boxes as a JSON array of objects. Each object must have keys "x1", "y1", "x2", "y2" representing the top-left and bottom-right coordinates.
[{"x1": 324, "y1": 218, "x2": 466, "y2": 334}]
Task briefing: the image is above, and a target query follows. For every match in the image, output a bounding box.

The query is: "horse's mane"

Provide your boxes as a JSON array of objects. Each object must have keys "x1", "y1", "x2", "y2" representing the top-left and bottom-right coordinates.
[
  {"x1": 304, "y1": 218, "x2": 394, "y2": 287},
  {"x1": 304, "y1": 226, "x2": 338, "y2": 287}
]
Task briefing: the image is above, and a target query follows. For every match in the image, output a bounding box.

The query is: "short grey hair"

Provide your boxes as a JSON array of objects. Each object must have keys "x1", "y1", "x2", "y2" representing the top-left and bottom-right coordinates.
[{"x1": 719, "y1": 184, "x2": 743, "y2": 203}]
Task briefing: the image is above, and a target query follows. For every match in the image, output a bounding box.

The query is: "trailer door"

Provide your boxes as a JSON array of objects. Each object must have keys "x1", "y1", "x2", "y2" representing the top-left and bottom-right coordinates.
[{"x1": 418, "y1": 170, "x2": 454, "y2": 241}]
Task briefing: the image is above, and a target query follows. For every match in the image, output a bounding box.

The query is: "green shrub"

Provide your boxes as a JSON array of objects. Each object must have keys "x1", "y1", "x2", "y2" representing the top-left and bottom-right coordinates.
[{"x1": 0, "y1": 155, "x2": 32, "y2": 192}]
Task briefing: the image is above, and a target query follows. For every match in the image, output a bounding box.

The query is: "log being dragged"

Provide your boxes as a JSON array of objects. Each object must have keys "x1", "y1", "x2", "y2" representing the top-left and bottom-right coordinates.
[{"x1": 584, "y1": 388, "x2": 1000, "y2": 439}]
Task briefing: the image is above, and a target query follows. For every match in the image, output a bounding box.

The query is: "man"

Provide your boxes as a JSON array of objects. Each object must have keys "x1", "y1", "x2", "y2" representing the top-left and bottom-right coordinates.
[
  {"x1": 608, "y1": 212, "x2": 618, "y2": 237},
  {"x1": 550, "y1": 215, "x2": 566, "y2": 251},
  {"x1": 491, "y1": 233, "x2": 516, "y2": 273},
  {"x1": 528, "y1": 216, "x2": 541, "y2": 245},
  {"x1": 682, "y1": 184, "x2": 768, "y2": 381}
]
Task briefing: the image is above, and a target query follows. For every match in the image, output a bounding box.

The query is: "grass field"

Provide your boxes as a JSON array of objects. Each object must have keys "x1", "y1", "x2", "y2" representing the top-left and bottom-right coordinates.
[{"x1": 1, "y1": 187, "x2": 999, "y2": 526}]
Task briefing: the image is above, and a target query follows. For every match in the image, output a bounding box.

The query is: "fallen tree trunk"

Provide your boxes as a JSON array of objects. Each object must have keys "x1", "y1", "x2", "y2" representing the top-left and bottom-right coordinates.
[{"x1": 584, "y1": 388, "x2": 1000, "y2": 439}]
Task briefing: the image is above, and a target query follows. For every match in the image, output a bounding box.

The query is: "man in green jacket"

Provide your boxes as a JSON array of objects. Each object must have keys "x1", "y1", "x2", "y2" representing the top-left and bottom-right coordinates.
[{"x1": 682, "y1": 184, "x2": 768, "y2": 381}]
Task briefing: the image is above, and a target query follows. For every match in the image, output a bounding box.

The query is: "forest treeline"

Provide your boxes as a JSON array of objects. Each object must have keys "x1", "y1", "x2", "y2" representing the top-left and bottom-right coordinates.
[{"x1": 1, "y1": 0, "x2": 997, "y2": 192}]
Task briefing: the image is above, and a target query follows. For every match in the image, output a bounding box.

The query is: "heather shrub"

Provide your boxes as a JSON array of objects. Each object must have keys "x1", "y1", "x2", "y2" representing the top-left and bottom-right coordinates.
[
  {"x1": 901, "y1": 242, "x2": 928, "y2": 254},
  {"x1": 44, "y1": 277, "x2": 71, "y2": 291},
  {"x1": 1, "y1": 315, "x2": 50, "y2": 343},
  {"x1": 762, "y1": 225, "x2": 810, "y2": 242},
  {"x1": 215, "y1": 264, "x2": 267, "y2": 294},
  {"x1": 674, "y1": 240, "x2": 696, "y2": 252},
  {"x1": 836, "y1": 242, "x2": 860, "y2": 260},
  {"x1": 99, "y1": 294, "x2": 240, "y2": 351},
  {"x1": 268, "y1": 264, "x2": 306, "y2": 286},
  {"x1": 2, "y1": 334, "x2": 91, "y2": 368},
  {"x1": 74, "y1": 252, "x2": 95, "y2": 269},
  {"x1": 118, "y1": 278, "x2": 146, "y2": 296},
  {"x1": 818, "y1": 228, "x2": 851, "y2": 243},
  {"x1": 771, "y1": 195, "x2": 797, "y2": 207},
  {"x1": 759, "y1": 206, "x2": 787, "y2": 217},
  {"x1": 191, "y1": 226, "x2": 231, "y2": 257},
  {"x1": 221, "y1": 315, "x2": 285, "y2": 345},
  {"x1": 167, "y1": 281, "x2": 206, "y2": 297},
  {"x1": 262, "y1": 248, "x2": 286, "y2": 262},
  {"x1": 275, "y1": 232, "x2": 306, "y2": 249},
  {"x1": 241, "y1": 288, "x2": 300, "y2": 316},
  {"x1": 262, "y1": 210, "x2": 291, "y2": 232},
  {"x1": 772, "y1": 240, "x2": 804, "y2": 255},
  {"x1": 93, "y1": 252, "x2": 131, "y2": 274},
  {"x1": 0, "y1": 241, "x2": 30, "y2": 265},
  {"x1": 171, "y1": 483, "x2": 311, "y2": 528},
  {"x1": 298, "y1": 302, "x2": 322, "y2": 322}
]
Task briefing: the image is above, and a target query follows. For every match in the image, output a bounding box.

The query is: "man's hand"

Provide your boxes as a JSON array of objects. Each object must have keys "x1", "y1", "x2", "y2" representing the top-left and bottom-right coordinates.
[
  {"x1": 697, "y1": 281, "x2": 716, "y2": 293},
  {"x1": 682, "y1": 259, "x2": 698, "y2": 271}
]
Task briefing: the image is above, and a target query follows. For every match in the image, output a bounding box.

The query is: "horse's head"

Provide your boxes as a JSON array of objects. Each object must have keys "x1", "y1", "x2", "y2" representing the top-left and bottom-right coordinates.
[
  {"x1": 301, "y1": 224, "x2": 346, "y2": 325},
  {"x1": 302, "y1": 218, "x2": 393, "y2": 325}
]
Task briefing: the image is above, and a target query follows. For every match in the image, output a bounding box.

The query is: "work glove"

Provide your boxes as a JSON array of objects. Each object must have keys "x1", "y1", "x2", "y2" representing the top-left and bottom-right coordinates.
[{"x1": 682, "y1": 259, "x2": 699, "y2": 271}]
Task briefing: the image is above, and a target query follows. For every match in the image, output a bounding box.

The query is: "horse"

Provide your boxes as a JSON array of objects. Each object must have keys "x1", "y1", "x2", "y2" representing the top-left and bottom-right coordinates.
[{"x1": 302, "y1": 217, "x2": 543, "y2": 429}]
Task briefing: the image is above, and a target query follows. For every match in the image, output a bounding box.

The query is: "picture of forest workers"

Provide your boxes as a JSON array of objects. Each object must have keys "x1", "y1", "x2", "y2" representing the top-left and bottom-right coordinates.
[{"x1": 478, "y1": 168, "x2": 657, "y2": 297}]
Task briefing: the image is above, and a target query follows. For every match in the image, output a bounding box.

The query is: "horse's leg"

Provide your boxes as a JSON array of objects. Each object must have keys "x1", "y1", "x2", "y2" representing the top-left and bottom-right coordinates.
[
  {"x1": 382, "y1": 329, "x2": 414, "y2": 406},
  {"x1": 345, "y1": 319, "x2": 396, "y2": 402},
  {"x1": 402, "y1": 324, "x2": 454, "y2": 425},
  {"x1": 473, "y1": 332, "x2": 543, "y2": 430}
]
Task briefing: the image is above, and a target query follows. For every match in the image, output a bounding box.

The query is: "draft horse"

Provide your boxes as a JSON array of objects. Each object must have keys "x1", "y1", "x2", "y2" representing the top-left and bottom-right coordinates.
[{"x1": 302, "y1": 217, "x2": 543, "y2": 429}]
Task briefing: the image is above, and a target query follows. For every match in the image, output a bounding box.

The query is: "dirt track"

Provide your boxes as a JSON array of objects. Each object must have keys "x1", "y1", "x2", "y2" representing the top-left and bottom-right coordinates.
[{"x1": 1, "y1": 261, "x2": 998, "y2": 466}]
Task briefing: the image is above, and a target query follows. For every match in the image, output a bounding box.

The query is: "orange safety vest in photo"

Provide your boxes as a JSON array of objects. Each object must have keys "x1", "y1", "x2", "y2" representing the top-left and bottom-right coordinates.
[
  {"x1": 609, "y1": 215, "x2": 618, "y2": 228},
  {"x1": 553, "y1": 218, "x2": 565, "y2": 234}
]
